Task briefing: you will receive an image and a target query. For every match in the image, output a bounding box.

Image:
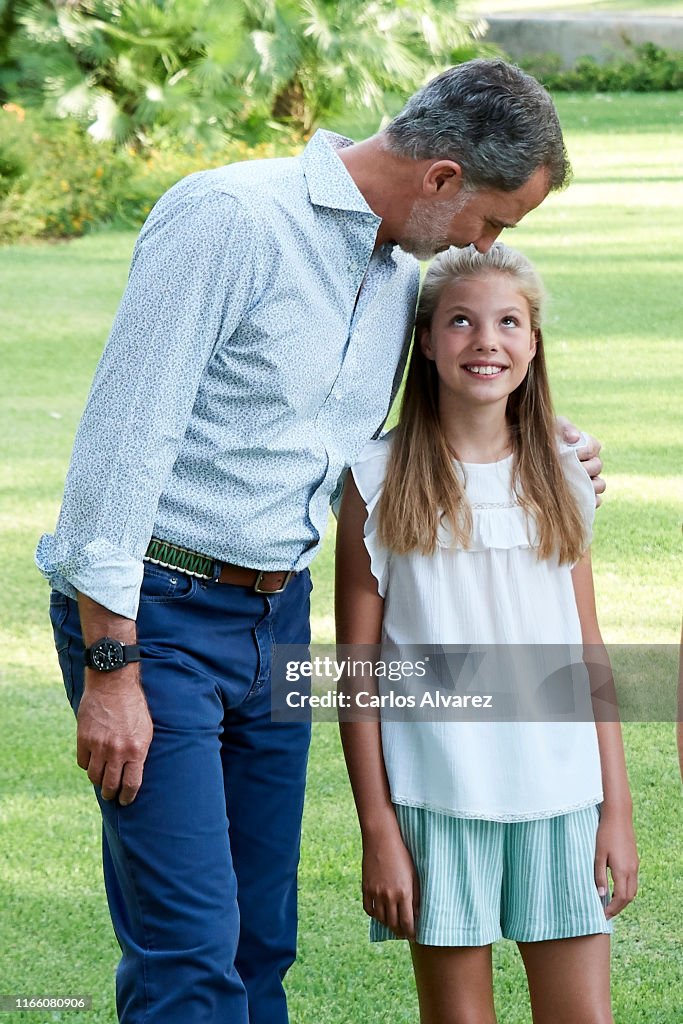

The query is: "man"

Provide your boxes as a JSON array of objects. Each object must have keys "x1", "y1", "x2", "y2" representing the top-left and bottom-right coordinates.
[{"x1": 38, "y1": 59, "x2": 604, "y2": 1024}]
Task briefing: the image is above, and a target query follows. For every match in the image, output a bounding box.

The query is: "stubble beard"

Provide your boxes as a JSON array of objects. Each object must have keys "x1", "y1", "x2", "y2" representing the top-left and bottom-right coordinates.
[{"x1": 400, "y1": 192, "x2": 471, "y2": 261}]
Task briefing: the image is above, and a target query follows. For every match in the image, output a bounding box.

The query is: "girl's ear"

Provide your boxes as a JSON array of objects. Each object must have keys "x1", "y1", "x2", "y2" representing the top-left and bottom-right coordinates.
[
  {"x1": 420, "y1": 326, "x2": 435, "y2": 360},
  {"x1": 529, "y1": 328, "x2": 539, "y2": 359}
]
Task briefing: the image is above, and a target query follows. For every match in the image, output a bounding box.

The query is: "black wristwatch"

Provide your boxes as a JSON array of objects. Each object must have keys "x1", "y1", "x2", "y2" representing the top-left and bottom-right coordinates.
[{"x1": 85, "y1": 637, "x2": 142, "y2": 673}]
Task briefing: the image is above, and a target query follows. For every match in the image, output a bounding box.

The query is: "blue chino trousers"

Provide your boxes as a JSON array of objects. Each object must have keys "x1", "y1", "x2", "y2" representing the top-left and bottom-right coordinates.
[{"x1": 49, "y1": 562, "x2": 312, "y2": 1024}]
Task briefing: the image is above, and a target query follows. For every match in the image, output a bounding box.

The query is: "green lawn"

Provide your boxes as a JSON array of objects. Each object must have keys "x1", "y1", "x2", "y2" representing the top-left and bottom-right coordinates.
[{"x1": 1, "y1": 94, "x2": 682, "y2": 1022}]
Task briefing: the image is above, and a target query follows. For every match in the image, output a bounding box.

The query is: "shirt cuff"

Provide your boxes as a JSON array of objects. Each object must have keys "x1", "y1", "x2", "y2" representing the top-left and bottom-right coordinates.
[{"x1": 35, "y1": 534, "x2": 144, "y2": 619}]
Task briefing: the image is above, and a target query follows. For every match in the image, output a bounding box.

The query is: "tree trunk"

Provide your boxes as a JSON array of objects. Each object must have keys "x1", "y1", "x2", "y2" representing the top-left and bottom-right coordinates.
[{"x1": 271, "y1": 76, "x2": 309, "y2": 133}]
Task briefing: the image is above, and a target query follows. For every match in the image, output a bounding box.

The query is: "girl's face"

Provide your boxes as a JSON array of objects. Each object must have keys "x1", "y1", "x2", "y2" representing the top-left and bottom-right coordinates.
[{"x1": 421, "y1": 272, "x2": 537, "y2": 410}]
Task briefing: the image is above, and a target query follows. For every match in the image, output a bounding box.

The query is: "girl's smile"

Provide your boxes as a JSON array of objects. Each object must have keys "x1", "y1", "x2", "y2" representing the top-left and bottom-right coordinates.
[{"x1": 462, "y1": 362, "x2": 507, "y2": 378}]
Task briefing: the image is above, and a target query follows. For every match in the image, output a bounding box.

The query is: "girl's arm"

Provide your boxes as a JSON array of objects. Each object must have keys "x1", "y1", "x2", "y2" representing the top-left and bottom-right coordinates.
[
  {"x1": 571, "y1": 550, "x2": 639, "y2": 918},
  {"x1": 335, "y1": 473, "x2": 420, "y2": 940}
]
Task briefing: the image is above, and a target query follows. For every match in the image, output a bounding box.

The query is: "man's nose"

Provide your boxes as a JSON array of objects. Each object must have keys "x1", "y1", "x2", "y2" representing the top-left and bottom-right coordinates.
[{"x1": 473, "y1": 227, "x2": 502, "y2": 254}]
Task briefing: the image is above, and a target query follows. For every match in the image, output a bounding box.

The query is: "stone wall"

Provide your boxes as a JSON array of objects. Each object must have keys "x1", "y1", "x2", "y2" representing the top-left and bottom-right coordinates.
[{"x1": 483, "y1": 15, "x2": 683, "y2": 68}]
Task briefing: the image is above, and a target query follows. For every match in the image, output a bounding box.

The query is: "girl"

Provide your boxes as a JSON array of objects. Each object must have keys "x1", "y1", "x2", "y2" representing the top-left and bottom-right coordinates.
[{"x1": 335, "y1": 243, "x2": 638, "y2": 1024}]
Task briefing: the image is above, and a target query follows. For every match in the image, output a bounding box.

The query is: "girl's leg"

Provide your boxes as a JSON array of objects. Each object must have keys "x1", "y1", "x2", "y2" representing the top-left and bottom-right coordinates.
[
  {"x1": 410, "y1": 943, "x2": 497, "y2": 1024},
  {"x1": 517, "y1": 935, "x2": 612, "y2": 1024},
  {"x1": 502, "y1": 810, "x2": 613, "y2": 1024}
]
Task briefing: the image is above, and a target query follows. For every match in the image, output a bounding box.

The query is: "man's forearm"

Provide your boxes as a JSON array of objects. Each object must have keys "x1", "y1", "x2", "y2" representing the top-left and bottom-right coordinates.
[
  {"x1": 76, "y1": 591, "x2": 141, "y2": 698},
  {"x1": 77, "y1": 592, "x2": 137, "y2": 647},
  {"x1": 74, "y1": 593, "x2": 152, "y2": 804}
]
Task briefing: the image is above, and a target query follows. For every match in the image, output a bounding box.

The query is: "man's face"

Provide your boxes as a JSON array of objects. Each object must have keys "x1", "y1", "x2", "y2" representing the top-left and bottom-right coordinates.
[{"x1": 399, "y1": 166, "x2": 550, "y2": 261}]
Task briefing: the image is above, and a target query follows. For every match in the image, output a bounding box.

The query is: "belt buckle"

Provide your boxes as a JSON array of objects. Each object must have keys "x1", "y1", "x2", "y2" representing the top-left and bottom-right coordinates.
[{"x1": 254, "y1": 570, "x2": 293, "y2": 595}]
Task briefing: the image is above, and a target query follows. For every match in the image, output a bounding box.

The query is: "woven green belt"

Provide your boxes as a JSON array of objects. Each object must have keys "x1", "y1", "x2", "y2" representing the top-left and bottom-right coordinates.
[{"x1": 144, "y1": 537, "x2": 215, "y2": 579}]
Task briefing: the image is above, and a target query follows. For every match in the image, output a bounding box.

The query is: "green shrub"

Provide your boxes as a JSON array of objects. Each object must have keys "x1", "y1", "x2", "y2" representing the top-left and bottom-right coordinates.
[
  {"x1": 0, "y1": 106, "x2": 132, "y2": 242},
  {"x1": 110, "y1": 130, "x2": 301, "y2": 229},
  {"x1": 519, "y1": 43, "x2": 683, "y2": 93},
  {"x1": 0, "y1": 106, "x2": 299, "y2": 243},
  {"x1": 0, "y1": 137, "x2": 26, "y2": 199}
]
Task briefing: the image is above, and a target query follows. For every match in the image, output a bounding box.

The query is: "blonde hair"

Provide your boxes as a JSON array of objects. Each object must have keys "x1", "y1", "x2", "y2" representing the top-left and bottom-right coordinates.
[{"x1": 377, "y1": 243, "x2": 588, "y2": 564}]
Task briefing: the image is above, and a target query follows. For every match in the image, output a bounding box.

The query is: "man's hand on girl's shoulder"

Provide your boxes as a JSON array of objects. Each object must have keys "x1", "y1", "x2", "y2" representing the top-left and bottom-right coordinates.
[{"x1": 556, "y1": 416, "x2": 606, "y2": 507}]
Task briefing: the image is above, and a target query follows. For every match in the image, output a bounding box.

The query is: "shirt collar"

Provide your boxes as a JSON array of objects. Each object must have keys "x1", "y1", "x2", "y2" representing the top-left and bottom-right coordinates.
[{"x1": 301, "y1": 129, "x2": 381, "y2": 223}]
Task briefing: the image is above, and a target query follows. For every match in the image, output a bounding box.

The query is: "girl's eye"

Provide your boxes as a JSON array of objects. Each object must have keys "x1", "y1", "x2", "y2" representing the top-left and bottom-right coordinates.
[
  {"x1": 451, "y1": 315, "x2": 470, "y2": 326},
  {"x1": 501, "y1": 316, "x2": 519, "y2": 327}
]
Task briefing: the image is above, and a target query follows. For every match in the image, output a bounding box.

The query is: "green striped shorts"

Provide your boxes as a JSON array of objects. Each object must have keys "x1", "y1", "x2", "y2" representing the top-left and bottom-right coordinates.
[{"x1": 370, "y1": 803, "x2": 613, "y2": 946}]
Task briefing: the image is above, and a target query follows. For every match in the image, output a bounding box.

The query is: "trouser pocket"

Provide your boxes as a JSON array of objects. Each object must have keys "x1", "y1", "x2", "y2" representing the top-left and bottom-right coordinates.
[{"x1": 49, "y1": 591, "x2": 85, "y2": 711}]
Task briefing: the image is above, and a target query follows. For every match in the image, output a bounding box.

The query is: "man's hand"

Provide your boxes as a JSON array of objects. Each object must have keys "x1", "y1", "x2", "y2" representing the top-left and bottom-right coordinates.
[
  {"x1": 556, "y1": 415, "x2": 606, "y2": 507},
  {"x1": 77, "y1": 665, "x2": 153, "y2": 806}
]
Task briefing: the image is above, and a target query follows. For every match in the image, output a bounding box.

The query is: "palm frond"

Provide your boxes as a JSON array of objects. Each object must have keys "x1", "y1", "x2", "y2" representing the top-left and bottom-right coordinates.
[{"x1": 86, "y1": 90, "x2": 131, "y2": 143}]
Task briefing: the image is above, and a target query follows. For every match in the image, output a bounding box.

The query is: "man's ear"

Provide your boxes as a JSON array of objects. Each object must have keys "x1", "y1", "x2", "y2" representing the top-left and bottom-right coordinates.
[
  {"x1": 420, "y1": 326, "x2": 435, "y2": 360},
  {"x1": 422, "y1": 161, "x2": 464, "y2": 198}
]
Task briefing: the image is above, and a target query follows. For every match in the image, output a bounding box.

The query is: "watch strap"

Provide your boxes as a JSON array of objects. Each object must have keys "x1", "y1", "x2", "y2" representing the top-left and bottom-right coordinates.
[{"x1": 84, "y1": 637, "x2": 142, "y2": 671}]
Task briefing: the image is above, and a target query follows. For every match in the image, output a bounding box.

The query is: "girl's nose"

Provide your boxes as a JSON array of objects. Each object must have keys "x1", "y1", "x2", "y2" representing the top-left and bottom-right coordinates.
[{"x1": 474, "y1": 328, "x2": 499, "y2": 350}]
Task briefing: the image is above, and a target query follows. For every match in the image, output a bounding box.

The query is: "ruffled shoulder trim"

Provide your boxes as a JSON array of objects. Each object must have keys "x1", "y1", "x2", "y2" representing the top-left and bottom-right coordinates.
[
  {"x1": 349, "y1": 431, "x2": 394, "y2": 597},
  {"x1": 445, "y1": 434, "x2": 595, "y2": 554},
  {"x1": 349, "y1": 431, "x2": 596, "y2": 582},
  {"x1": 441, "y1": 503, "x2": 536, "y2": 552}
]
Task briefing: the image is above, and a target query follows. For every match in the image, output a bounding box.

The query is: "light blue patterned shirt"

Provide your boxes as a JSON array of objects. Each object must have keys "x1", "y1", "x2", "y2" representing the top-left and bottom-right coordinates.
[{"x1": 37, "y1": 130, "x2": 420, "y2": 618}]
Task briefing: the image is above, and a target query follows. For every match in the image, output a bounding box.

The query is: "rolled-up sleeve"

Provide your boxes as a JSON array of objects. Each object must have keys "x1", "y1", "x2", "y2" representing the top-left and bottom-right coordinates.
[{"x1": 36, "y1": 183, "x2": 261, "y2": 618}]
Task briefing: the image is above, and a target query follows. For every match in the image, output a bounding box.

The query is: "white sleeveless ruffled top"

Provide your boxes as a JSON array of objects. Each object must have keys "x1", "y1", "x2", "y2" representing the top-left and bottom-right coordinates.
[{"x1": 350, "y1": 429, "x2": 603, "y2": 821}]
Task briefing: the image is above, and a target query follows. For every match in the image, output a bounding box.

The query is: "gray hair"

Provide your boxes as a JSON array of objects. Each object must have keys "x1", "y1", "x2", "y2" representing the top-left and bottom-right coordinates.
[
  {"x1": 416, "y1": 243, "x2": 546, "y2": 333},
  {"x1": 385, "y1": 59, "x2": 571, "y2": 193}
]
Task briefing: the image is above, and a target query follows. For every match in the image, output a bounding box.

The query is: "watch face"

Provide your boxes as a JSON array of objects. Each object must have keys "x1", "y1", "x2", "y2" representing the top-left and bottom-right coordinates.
[{"x1": 91, "y1": 639, "x2": 125, "y2": 672}]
